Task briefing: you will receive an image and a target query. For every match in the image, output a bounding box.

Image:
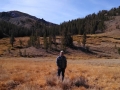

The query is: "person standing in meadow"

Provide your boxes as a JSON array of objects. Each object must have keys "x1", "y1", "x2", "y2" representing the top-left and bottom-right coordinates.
[{"x1": 56, "y1": 51, "x2": 67, "y2": 81}]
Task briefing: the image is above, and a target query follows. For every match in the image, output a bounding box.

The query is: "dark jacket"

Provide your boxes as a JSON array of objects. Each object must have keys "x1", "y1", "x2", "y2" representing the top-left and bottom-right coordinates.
[{"x1": 56, "y1": 56, "x2": 67, "y2": 69}]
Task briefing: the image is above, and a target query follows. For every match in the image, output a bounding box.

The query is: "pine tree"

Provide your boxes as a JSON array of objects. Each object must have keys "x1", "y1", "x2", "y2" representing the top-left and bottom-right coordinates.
[
  {"x1": 27, "y1": 28, "x2": 40, "y2": 48},
  {"x1": 60, "y1": 28, "x2": 67, "y2": 51},
  {"x1": 0, "y1": 26, "x2": 3, "y2": 38},
  {"x1": 36, "y1": 36, "x2": 40, "y2": 48},
  {"x1": 66, "y1": 34, "x2": 73, "y2": 47},
  {"x1": 82, "y1": 31, "x2": 87, "y2": 48},
  {"x1": 35, "y1": 29, "x2": 40, "y2": 48},
  {"x1": 61, "y1": 27, "x2": 73, "y2": 48},
  {"x1": 61, "y1": 36, "x2": 66, "y2": 52},
  {"x1": 43, "y1": 34, "x2": 48, "y2": 52},
  {"x1": 53, "y1": 35, "x2": 57, "y2": 50},
  {"x1": 48, "y1": 35, "x2": 52, "y2": 50},
  {"x1": 10, "y1": 31, "x2": 15, "y2": 47}
]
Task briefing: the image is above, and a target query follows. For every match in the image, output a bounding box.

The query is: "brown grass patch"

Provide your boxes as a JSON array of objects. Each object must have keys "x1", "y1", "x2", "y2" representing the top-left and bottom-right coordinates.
[{"x1": 0, "y1": 58, "x2": 120, "y2": 90}]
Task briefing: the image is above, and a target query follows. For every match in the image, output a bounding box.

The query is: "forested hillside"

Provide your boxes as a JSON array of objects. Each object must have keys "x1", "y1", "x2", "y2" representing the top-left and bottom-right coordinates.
[
  {"x1": 0, "y1": 6, "x2": 120, "y2": 58},
  {"x1": 54, "y1": 6, "x2": 120, "y2": 35},
  {"x1": 0, "y1": 6, "x2": 120, "y2": 38},
  {"x1": 0, "y1": 11, "x2": 56, "y2": 38}
]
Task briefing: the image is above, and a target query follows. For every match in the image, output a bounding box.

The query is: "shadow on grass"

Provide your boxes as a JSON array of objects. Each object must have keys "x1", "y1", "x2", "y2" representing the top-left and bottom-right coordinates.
[{"x1": 70, "y1": 45, "x2": 96, "y2": 54}]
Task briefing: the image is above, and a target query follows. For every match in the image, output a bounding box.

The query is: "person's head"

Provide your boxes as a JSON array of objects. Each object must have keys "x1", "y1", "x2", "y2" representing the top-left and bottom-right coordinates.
[{"x1": 60, "y1": 50, "x2": 64, "y2": 56}]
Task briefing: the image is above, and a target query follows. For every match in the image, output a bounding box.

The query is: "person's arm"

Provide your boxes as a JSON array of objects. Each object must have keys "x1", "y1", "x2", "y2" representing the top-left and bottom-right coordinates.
[
  {"x1": 66, "y1": 59, "x2": 67, "y2": 67},
  {"x1": 65, "y1": 57, "x2": 67, "y2": 68},
  {"x1": 56, "y1": 57, "x2": 60, "y2": 68}
]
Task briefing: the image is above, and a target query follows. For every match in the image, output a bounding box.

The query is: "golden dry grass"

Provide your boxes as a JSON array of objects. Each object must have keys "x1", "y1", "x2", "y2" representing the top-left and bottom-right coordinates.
[
  {"x1": 0, "y1": 33, "x2": 120, "y2": 58},
  {"x1": 73, "y1": 34, "x2": 120, "y2": 45},
  {"x1": 0, "y1": 57, "x2": 120, "y2": 90},
  {"x1": 0, "y1": 38, "x2": 11, "y2": 55}
]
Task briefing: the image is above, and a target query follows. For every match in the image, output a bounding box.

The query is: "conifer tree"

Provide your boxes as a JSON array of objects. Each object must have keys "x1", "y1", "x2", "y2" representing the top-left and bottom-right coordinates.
[
  {"x1": 10, "y1": 31, "x2": 15, "y2": 47},
  {"x1": 27, "y1": 27, "x2": 40, "y2": 48},
  {"x1": 48, "y1": 35, "x2": 52, "y2": 50},
  {"x1": 82, "y1": 31, "x2": 87, "y2": 48},
  {"x1": 60, "y1": 27, "x2": 67, "y2": 51},
  {"x1": 36, "y1": 36, "x2": 40, "y2": 48},
  {"x1": 43, "y1": 29, "x2": 48, "y2": 52}
]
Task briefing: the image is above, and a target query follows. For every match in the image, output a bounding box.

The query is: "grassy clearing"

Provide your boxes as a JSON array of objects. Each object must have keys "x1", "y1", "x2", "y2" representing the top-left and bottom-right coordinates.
[
  {"x1": 0, "y1": 38, "x2": 11, "y2": 55},
  {"x1": 0, "y1": 58, "x2": 120, "y2": 90},
  {"x1": 0, "y1": 33, "x2": 120, "y2": 58}
]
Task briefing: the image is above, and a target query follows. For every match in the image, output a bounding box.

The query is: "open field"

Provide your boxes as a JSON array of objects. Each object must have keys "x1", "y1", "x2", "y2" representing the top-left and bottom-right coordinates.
[{"x1": 0, "y1": 57, "x2": 120, "y2": 90}]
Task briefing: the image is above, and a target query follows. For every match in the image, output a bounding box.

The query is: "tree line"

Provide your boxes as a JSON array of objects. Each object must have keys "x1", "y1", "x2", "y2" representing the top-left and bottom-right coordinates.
[
  {"x1": 1, "y1": 6, "x2": 120, "y2": 38},
  {"x1": 0, "y1": 6, "x2": 120, "y2": 51},
  {"x1": 55, "y1": 6, "x2": 120, "y2": 36},
  {"x1": 0, "y1": 20, "x2": 31, "y2": 38}
]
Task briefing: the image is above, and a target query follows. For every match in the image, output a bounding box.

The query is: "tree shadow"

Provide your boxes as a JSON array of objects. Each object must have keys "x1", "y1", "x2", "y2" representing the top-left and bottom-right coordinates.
[{"x1": 70, "y1": 45, "x2": 96, "y2": 54}]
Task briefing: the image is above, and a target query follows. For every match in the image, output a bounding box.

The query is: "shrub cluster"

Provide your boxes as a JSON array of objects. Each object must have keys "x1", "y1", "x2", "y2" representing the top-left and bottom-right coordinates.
[{"x1": 46, "y1": 75, "x2": 89, "y2": 90}]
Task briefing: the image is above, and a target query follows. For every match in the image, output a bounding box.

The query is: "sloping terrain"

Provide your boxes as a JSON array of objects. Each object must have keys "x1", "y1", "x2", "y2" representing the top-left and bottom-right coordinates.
[
  {"x1": 0, "y1": 15, "x2": 120, "y2": 59},
  {"x1": 0, "y1": 11, "x2": 120, "y2": 59},
  {"x1": 104, "y1": 16, "x2": 120, "y2": 37},
  {"x1": 86, "y1": 16, "x2": 120, "y2": 58},
  {"x1": 0, "y1": 11, "x2": 56, "y2": 29}
]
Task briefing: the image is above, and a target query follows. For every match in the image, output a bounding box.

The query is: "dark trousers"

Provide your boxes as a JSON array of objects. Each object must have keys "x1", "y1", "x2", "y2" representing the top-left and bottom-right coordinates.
[{"x1": 57, "y1": 68, "x2": 65, "y2": 81}]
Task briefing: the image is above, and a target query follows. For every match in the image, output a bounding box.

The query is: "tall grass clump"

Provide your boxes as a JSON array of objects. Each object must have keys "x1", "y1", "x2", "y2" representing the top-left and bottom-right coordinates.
[
  {"x1": 60, "y1": 78, "x2": 72, "y2": 90},
  {"x1": 46, "y1": 75, "x2": 90, "y2": 90},
  {"x1": 72, "y1": 76, "x2": 89, "y2": 89},
  {"x1": 46, "y1": 76, "x2": 58, "y2": 87}
]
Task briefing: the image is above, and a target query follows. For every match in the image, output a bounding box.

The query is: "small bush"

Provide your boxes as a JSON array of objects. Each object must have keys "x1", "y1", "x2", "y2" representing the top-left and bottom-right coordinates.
[
  {"x1": 118, "y1": 48, "x2": 120, "y2": 54},
  {"x1": 85, "y1": 46, "x2": 90, "y2": 52},
  {"x1": 7, "y1": 47, "x2": 11, "y2": 53},
  {"x1": 16, "y1": 83, "x2": 41, "y2": 90},
  {"x1": 46, "y1": 75, "x2": 90, "y2": 90},
  {"x1": 18, "y1": 49, "x2": 22, "y2": 56},
  {"x1": 116, "y1": 25, "x2": 120, "y2": 29},
  {"x1": 11, "y1": 47, "x2": 15, "y2": 50},
  {"x1": 23, "y1": 49, "x2": 27, "y2": 57},
  {"x1": 60, "y1": 78, "x2": 72, "y2": 90},
  {"x1": 46, "y1": 76, "x2": 57, "y2": 86},
  {"x1": 5, "y1": 80, "x2": 19, "y2": 90},
  {"x1": 19, "y1": 39, "x2": 23, "y2": 47},
  {"x1": 72, "y1": 76, "x2": 89, "y2": 88}
]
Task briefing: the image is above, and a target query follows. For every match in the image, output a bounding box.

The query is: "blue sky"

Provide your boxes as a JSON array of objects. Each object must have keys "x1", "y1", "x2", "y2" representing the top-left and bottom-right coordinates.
[{"x1": 0, "y1": 0, "x2": 120, "y2": 24}]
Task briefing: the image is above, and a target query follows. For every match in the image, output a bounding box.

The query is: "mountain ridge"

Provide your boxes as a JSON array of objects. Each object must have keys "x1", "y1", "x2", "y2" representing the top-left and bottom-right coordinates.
[
  {"x1": 0, "y1": 10, "x2": 57, "y2": 29},
  {"x1": 0, "y1": 6, "x2": 120, "y2": 38}
]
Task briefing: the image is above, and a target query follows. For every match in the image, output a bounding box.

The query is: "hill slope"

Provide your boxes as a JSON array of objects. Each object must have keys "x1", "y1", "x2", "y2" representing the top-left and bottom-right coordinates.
[
  {"x1": 104, "y1": 16, "x2": 120, "y2": 37},
  {"x1": 0, "y1": 11, "x2": 56, "y2": 29},
  {"x1": 0, "y1": 7, "x2": 120, "y2": 59},
  {"x1": 55, "y1": 6, "x2": 120, "y2": 36}
]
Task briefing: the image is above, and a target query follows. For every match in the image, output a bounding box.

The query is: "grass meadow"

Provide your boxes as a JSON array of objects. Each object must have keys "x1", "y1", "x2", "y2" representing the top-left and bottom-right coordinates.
[{"x1": 0, "y1": 57, "x2": 120, "y2": 90}]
